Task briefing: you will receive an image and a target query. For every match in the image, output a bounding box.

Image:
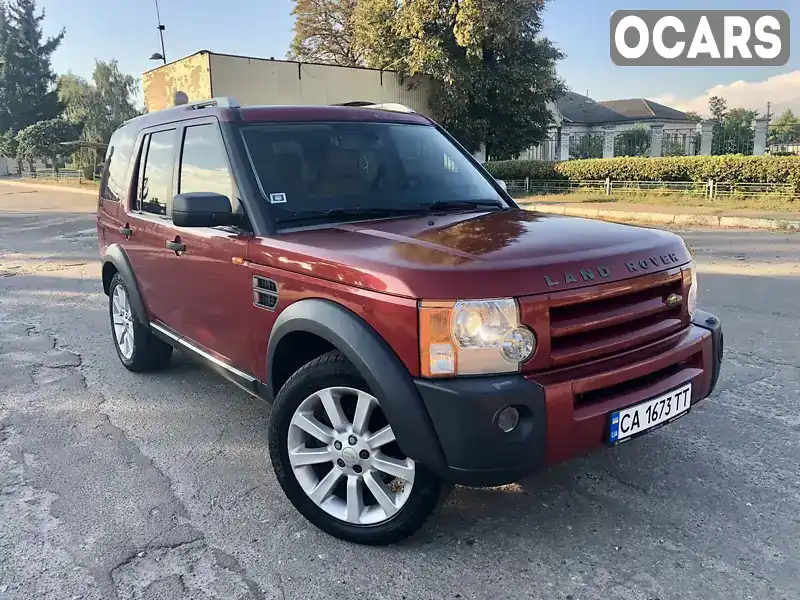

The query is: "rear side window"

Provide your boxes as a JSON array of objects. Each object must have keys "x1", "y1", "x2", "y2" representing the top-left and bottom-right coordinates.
[
  {"x1": 100, "y1": 124, "x2": 136, "y2": 202},
  {"x1": 138, "y1": 130, "x2": 176, "y2": 216},
  {"x1": 178, "y1": 124, "x2": 237, "y2": 210}
]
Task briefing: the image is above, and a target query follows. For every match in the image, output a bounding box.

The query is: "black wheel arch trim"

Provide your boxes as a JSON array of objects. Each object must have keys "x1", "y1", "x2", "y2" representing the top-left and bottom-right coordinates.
[
  {"x1": 102, "y1": 244, "x2": 150, "y2": 327},
  {"x1": 691, "y1": 308, "x2": 723, "y2": 397},
  {"x1": 266, "y1": 298, "x2": 447, "y2": 472}
]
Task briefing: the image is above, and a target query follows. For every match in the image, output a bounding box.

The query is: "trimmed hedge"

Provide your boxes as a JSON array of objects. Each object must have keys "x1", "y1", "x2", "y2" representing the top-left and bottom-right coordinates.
[
  {"x1": 484, "y1": 159, "x2": 562, "y2": 181},
  {"x1": 484, "y1": 155, "x2": 800, "y2": 190}
]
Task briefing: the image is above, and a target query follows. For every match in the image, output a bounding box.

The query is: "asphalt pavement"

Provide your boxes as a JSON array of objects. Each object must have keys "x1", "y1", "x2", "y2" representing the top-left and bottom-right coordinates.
[{"x1": 1, "y1": 183, "x2": 798, "y2": 600}]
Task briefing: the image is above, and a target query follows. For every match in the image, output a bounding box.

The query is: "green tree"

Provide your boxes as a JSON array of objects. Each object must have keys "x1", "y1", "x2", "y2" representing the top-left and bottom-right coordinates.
[
  {"x1": 769, "y1": 109, "x2": 800, "y2": 153},
  {"x1": 683, "y1": 111, "x2": 702, "y2": 123},
  {"x1": 287, "y1": 0, "x2": 362, "y2": 66},
  {"x1": 15, "y1": 117, "x2": 77, "y2": 171},
  {"x1": 58, "y1": 60, "x2": 140, "y2": 172},
  {"x1": 352, "y1": 0, "x2": 564, "y2": 159},
  {"x1": 709, "y1": 96, "x2": 727, "y2": 121},
  {"x1": 0, "y1": 0, "x2": 64, "y2": 135},
  {"x1": 0, "y1": 128, "x2": 20, "y2": 170}
]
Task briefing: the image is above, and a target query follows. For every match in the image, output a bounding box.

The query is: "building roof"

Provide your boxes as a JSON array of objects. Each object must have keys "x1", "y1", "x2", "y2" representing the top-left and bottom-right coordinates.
[{"x1": 557, "y1": 92, "x2": 690, "y2": 124}]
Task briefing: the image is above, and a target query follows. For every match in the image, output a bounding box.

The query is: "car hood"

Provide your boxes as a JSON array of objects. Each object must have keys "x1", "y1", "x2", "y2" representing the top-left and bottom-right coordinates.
[{"x1": 249, "y1": 209, "x2": 692, "y2": 299}]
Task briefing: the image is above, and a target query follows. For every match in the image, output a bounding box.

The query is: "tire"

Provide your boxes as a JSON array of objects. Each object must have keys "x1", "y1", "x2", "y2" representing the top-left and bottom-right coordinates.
[
  {"x1": 108, "y1": 273, "x2": 172, "y2": 372},
  {"x1": 269, "y1": 350, "x2": 442, "y2": 545}
]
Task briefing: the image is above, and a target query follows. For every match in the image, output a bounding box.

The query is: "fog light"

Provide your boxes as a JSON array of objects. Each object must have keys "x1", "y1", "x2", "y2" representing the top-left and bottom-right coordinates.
[{"x1": 497, "y1": 407, "x2": 520, "y2": 433}]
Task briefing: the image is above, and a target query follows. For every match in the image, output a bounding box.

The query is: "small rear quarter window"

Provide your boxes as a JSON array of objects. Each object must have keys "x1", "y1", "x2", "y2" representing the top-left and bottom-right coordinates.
[{"x1": 100, "y1": 124, "x2": 137, "y2": 203}]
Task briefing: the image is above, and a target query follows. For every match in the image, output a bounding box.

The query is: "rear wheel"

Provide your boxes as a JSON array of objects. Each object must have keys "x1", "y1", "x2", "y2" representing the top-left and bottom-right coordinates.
[
  {"x1": 269, "y1": 351, "x2": 442, "y2": 545},
  {"x1": 108, "y1": 273, "x2": 172, "y2": 372}
]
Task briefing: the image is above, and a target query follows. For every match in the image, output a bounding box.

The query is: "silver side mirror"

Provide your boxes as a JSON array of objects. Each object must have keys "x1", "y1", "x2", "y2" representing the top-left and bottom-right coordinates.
[{"x1": 496, "y1": 179, "x2": 508, "y2": 192}]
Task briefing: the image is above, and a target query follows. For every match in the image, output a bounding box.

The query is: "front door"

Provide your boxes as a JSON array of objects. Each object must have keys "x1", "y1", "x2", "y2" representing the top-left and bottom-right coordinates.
[
  {"x1": 162, "y1": 119, "x2": 255, "y2": 371},
  {"x1": 124, "y1": 126, "x2": 181, "y2": 328}
]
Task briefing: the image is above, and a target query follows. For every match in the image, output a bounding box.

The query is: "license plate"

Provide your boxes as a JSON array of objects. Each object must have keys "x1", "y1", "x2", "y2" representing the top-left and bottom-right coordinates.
[{"x1": 609, "y1": 383, "x2": 692, "y2": 444}]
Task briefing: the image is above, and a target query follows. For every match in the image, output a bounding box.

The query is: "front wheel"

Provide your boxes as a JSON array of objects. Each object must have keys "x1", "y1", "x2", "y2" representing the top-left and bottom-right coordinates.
[{"x1": 269, "y1": 351, "x2": 442, "y2": 545}]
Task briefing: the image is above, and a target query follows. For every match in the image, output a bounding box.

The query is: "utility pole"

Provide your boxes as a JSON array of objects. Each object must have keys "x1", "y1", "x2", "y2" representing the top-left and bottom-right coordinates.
[
  {"x1": 154, "y1": 0, "x2": 166, "y2": 64},
  {"x1": 766, "y1": 101, "x2": 772, "y2": 123}
]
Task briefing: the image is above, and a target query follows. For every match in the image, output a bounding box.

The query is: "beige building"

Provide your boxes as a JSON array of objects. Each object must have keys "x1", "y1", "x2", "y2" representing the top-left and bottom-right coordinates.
[{"x1": 143, "y1": 50, "x2": 434, "y2": 116}]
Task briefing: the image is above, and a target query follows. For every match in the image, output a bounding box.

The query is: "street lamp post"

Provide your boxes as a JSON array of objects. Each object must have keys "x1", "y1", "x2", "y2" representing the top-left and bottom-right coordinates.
[{"x1": 153, "y1": 0, "x2": 166, "y2": 65}]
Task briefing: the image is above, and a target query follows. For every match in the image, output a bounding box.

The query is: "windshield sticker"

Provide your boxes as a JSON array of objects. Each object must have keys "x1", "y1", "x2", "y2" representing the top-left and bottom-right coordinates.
[{"x1": 270, "y1": 193, "x2": 287, "y2": 204}]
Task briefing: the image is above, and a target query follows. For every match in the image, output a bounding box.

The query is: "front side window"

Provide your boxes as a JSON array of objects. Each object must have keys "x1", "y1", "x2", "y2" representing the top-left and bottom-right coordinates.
[
  {"x1": 240, "y1": 121, "x2": 504, "y2": 226},
  {"x1": 138, "y1": 130, "x2": 176, "y2": 216},
  {"x1": 179, "y1": 124, "x2": 237, "y2": 209}
]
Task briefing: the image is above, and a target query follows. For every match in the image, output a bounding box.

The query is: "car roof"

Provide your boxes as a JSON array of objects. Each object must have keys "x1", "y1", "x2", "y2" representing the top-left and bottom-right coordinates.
[{"x1": 125, "y1": 98, "x2": 432, "y2": 130}]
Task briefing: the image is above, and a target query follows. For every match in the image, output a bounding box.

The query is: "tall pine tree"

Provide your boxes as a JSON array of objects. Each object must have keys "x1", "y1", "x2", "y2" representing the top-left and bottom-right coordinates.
[{"x1": 0, "y1": 0, "x2": 64, "y2": 136}]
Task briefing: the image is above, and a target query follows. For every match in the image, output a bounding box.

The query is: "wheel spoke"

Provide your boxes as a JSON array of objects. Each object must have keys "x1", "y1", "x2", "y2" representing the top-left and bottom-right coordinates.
[
  {"x1": 317, "y1": 388, "x2": 348, "y2": 433},
  {"x1": 367, "y1": 425, "x2": 395, "y2": 449},
  {"x1": 351, "y1": 392, "x2": 376, "y2": 436},
  {"x1": 289, "y1": 446, "x2": 334, "y2": 467},
  {"x1": 120, "y1": 329, "x2": 133, "y2": 358},
  {"x1": 346, "y1": 475, "x2": 364, "y2": 523},
  {"x1": 310, "y1": 467, "x2": 343, "y2": 504},
  {"x1": 112, "y1": 293, "x2": 123, "y2": 314},
  {"x1": 364, "y1": 471, "x2": 397, "y2": 516},
  {"x1": 371, "y1": 453, "x2": 414, "y2": 482},
  {"x1": 292, "y1": 413, "x2": 334, "y2": 445},
  {"x1": 113, "y1": 315, "x2": 125, "y2": 326}
]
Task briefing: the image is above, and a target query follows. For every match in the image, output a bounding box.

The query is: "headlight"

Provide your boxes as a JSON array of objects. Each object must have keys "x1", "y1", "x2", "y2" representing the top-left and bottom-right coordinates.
[
  {"x1": 419, "y1": 299, "x2": 536, "y2": 377},
  {"x1": 687, "y1": 260, "x2": 698, "y2": 320}
]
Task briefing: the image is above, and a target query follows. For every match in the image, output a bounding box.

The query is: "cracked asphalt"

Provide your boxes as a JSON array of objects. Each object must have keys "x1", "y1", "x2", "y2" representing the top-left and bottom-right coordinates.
[{"x1": 1, "y1": 182, "x2": 798, "y2": 600}]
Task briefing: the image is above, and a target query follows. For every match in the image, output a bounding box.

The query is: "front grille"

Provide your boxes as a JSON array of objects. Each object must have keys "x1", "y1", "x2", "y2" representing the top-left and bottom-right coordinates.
[{"x1": 548, "y1": 272, "x2": 686, "y2": 367}]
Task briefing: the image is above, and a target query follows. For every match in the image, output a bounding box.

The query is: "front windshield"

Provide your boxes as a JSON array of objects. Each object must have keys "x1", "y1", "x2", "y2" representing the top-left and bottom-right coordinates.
[{"x1": 240, "y1": 121, "x2": 506, "y2": 225}]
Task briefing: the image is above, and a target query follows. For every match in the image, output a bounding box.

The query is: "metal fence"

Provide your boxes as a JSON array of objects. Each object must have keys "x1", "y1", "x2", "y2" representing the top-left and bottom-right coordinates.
[
  {"x1": 520, "y1": 133, "x2": 560, "y2": 161},
  {"x1": 568, "y1": 133, "x2": 604, "y2": 160},
  {"x1": 504, "y1": 178, "x2": 797, "y2": 200},
  {"x1": 711, "y1": 124, "x2": 755, "y2": 155},
  {"x1": 662, "y1": 129, "x2": 702, "y2": 156},
  {"x1": 19, "y1": 169, "x2": 85, "y2": 182}
]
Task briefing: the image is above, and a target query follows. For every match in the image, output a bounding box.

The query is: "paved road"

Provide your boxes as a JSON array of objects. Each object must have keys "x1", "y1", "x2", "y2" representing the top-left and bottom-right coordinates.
[{"x1": 1, "y1": 183, "x2": 798, "y2": 600}]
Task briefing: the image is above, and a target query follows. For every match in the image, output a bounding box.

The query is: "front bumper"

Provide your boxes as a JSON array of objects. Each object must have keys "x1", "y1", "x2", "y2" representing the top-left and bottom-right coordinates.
[{"x1": 414, "y1": 310, "x2": 723, "y2": 487}]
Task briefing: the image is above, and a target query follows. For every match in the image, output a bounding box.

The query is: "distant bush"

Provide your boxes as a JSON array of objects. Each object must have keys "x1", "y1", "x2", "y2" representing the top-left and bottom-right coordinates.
[{"x1": 484, "y1": 155, "x2": 800, "y2": 191}]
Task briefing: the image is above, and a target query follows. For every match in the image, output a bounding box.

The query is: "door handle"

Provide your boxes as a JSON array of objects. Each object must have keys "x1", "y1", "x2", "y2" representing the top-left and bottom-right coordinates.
[
  {"x1": 166, "y1": 240, "x2": 186, "y2": 254},
  {"x1": 119, "y1": 226, "x2": 133, "y2": 238}
]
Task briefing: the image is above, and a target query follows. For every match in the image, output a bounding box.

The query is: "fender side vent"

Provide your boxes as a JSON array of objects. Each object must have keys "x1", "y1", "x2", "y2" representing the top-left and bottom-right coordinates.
[{"x1": 253, "y1": 276, "x2": 279, "y2": 311}]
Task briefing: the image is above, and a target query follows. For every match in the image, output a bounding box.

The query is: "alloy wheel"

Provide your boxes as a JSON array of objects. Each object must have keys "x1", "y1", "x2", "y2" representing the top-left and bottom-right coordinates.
[
  {"x1": 287, "y1": 386, "x2": 415, "y2": 525},
  {"x1": 111, "y1": 285, "x2": 135, "y2": 359}
]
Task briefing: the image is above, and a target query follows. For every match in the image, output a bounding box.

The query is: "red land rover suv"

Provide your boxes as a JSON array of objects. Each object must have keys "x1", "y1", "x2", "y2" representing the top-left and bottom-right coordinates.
[{"x1": 96, "y1": 97, "x2": 723, "y2": 545}]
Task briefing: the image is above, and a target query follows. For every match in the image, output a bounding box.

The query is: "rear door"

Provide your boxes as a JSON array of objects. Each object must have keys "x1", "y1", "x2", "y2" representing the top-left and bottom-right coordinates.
[
  {"x1": 123, "y1": 126, "x2": 180, "y2": 327},
  {"x1": 162, "y1": 118, "x2": 255, "y2": 369}
]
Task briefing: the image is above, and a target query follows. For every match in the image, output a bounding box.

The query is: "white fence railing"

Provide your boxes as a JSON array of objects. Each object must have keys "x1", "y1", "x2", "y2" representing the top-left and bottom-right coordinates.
[
  {"x1": 503, "y1": 178, "x2": 798, "y2": 199},
  {"x1": 20, "y1": 169, "x2": 85, "y2": 182}
]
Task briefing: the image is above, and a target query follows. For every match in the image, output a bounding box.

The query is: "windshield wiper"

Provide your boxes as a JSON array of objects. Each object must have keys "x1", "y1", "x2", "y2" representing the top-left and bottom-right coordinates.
[
  {"x1": 280, "y1": 206, "x2": 428, "y2": 224},
  {"x1": 425, "y1": 199, "x2": 505, "y2": 212}
]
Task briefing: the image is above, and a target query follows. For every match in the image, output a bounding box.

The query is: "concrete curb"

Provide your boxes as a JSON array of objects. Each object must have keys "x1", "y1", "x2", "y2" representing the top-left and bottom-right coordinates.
[
  {"x1": 522, "y1": 203, "x2": 800, "y2": 231},
  {"x1": 0, "y1": 178, "x2": 99, "y2": 196}
]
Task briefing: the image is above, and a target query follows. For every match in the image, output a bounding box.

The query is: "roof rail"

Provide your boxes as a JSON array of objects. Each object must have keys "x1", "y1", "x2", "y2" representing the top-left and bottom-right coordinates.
[
  {"x1": 185, "y1": 96, "x2": 241, "y2": 110},
  {"x1": 333, "y1": 101, "x2": 416, "y2": 114}
]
